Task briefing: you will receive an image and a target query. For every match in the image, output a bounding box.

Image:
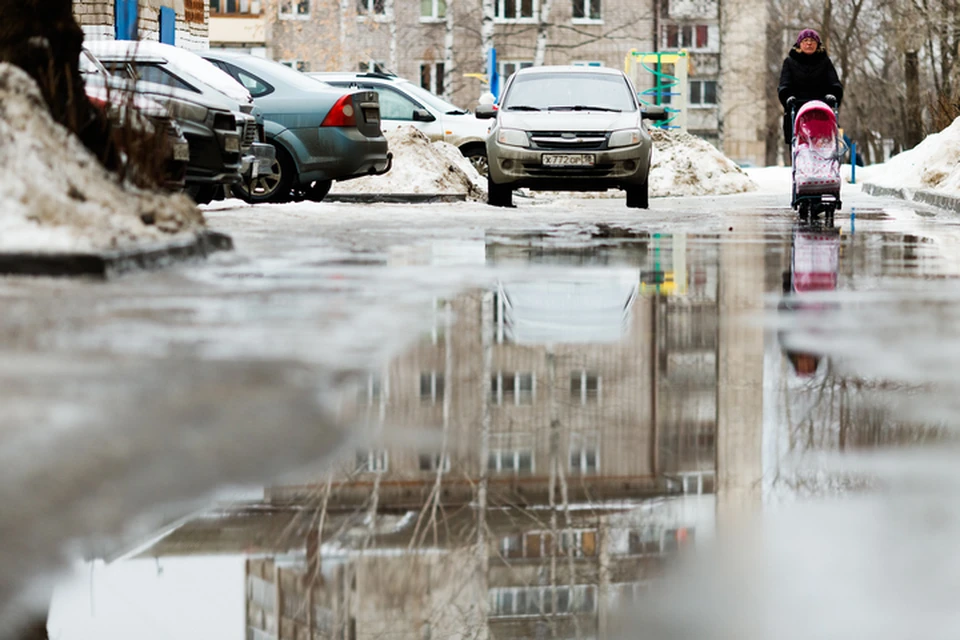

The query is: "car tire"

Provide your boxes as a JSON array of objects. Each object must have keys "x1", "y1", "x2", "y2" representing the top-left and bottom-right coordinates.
[
  {"x1": 305, "y1": 179, "x2": 332, "y2": 203},
  {"x1": 233, "y1": 153, "x2": 285, "y2": 204},
  {"x1": 461, "y1": 144, "x2": 488, "y2": 178},
  {"x1": 250, "y1": 143, "x2": 296, "y2": 204},
  {"x1": 487, "y1": 174, "x2": 513, "y2": 207},
  {"x1": 625, "y1": 181, "x2": 649, "y2": 209}
]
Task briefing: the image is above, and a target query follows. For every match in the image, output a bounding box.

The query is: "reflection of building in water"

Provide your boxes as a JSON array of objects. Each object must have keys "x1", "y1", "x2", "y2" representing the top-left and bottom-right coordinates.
[{"x1": 142, "y1": 232, "x2": 765, "y2": 640}]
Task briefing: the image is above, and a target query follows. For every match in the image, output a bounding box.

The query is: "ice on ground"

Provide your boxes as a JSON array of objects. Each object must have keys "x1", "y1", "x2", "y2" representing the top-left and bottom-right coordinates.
[
  {"x1": 329, "y1": 125, "x2": 485, "y2": 200},
  {"x1": 649, "y1": 128, "x2": 758, "y2": 197},
  {"x1": 865, "y1": 116, "x2": 960, "y2": 193},
  {"x1": 0, "y1": 63, "x2": 204, "y2": 253}
]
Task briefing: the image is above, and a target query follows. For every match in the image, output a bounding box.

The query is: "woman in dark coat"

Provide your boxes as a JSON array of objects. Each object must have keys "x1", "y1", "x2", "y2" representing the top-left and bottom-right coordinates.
[{"x1": 778, "y1": 29, "x2": 844, "y2": 145}]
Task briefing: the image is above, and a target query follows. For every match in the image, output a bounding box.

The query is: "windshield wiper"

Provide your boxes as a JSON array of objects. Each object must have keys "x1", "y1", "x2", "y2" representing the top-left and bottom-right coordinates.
[
  {"x1": 446, "y1": 109, "x2": 470, "y2": 115},
  {"x1": 505, "y1": 104, "x2": 542, "y2": 111},
  {"x1": 548, "y1": 105, "x2": 622, "y2": 112}
]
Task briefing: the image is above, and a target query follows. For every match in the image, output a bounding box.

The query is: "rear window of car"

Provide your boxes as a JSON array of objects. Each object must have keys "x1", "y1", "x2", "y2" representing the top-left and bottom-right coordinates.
[
  {"x1": 133, "y1": 63, "x2": 198, "y2": 93},
  {"x1": 502, "y1": 72, "x2": 637, "y2": 112}
]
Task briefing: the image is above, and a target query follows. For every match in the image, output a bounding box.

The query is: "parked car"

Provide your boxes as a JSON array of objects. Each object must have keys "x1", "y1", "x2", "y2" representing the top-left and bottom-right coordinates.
[
  {"x1": 84, "y1": 41, "x2": 276, "y2": 204},
  {"x1": 309, "y1": 71, "x2": 491, "y2": 175},
  {"x1": 201, "y1": 51, "x2": 391, "y2": 203},
  {"x1": 81, "y1": 48, "x2": 189, "y2": 190},
  {"x1": 477, "y1": 65, "x2": 668, "y2": 209}
]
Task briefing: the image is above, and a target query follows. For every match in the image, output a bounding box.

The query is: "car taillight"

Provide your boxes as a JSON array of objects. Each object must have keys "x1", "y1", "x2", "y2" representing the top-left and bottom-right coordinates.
[{"x1": 321, "y1": 94, "x2": 357, "y2": 127}]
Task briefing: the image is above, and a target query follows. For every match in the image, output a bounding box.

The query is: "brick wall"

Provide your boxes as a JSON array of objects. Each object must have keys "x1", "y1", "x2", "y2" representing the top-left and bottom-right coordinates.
[{"x1": 73, "y1": 0, "x2": 209, "y2": 50}]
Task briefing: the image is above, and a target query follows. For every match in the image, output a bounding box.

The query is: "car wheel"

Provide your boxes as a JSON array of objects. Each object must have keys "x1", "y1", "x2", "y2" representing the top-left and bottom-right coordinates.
[
  {"x1": 305, "y1": 179, "x2": 332, "y2": 203},
  {"x1": 487, "y1": 174, "x2": 513, "y2": 207},
  {"x1": 232, "y1": 155, "x2": 284, "y2": 204},
  {"x1": 625, "y1": 181, "x2": 649, "y2": 209},
  {"x1": 461, "y1": 144, "x2": 488, "y2": 177}
]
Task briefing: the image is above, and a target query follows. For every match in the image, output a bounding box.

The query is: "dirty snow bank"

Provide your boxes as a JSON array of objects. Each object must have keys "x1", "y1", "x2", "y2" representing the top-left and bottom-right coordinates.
[
  {"x1": 649, "y1": 128, "x2": 757, "y2": 196},
  {"x1": 0, "y1": 63, "x2": 203, "y2": 253},
  {"x1": 864, "y1": 116, "x2": 960, "y2": 193},
  {"x1": 330, "y1": 125, "x2": 485, "y2": 200}
]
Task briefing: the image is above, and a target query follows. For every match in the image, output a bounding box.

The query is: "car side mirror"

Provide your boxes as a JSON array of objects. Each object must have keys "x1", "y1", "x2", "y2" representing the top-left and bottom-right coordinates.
[
  {"x1": 475, "y1": 104, "x2": 498, "y2": 119},
  {"x1": 641, "y1": 106, "x2": 669, "y2": 121},
  {"x1": 413, "y1": 108, "x2": 435, "y2": 122}
]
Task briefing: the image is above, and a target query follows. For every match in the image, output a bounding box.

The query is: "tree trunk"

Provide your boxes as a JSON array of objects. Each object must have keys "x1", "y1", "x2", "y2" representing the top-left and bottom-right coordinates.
[
  {"x1": 481, "y1": 0, "x2": 495, "y2": 79},
  {"x1": 0, "y1": 0, "x2": 115, "y2": 167},
  {"x1": 904, "y1": 49, "x2": 923, "y2": 147},
  {"x1": 533, "y1": 0, "x2": 553, "y2": 66},
  {"x1": 443, "y1": 0, "x2": 455, "y2": 100}
]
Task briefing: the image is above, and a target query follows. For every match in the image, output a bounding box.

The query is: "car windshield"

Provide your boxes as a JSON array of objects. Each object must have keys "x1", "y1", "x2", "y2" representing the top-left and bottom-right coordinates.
[
  {"x1": 502, "y1": 72, "x2": 637, "y2": 112},
  {"x1": 80, "y1": 50, "x2": 108, "y2": 76},
  {"x1": 400, "y1": 82, "x2": 468, "y2": 114}
]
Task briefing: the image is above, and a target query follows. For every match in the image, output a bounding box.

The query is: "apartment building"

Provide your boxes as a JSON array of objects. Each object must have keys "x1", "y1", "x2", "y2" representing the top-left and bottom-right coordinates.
[{"x1": 74, "y1": 0, "x2": 210, "y2": 50}]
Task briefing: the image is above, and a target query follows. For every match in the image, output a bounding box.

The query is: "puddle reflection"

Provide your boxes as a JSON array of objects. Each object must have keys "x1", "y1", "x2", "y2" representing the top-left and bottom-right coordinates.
[{"x1": 51, "y1": 223, "x2": 955, "y2": 639}]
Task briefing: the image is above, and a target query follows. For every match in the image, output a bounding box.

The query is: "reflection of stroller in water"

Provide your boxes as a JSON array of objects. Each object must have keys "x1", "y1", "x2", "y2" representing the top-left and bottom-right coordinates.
[
  {"x1": 778, "y1": 225, "x2": 841, "y2": 376},
  {"x1": 788, "y1": 97, "x2": 844, "y2": 223}
]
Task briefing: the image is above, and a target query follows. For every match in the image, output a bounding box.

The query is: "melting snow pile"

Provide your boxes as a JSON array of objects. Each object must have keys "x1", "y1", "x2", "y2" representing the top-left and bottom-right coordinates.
[
  {"x1": 330, "y1": 125, "x2": 485, "y2": 200},
  {"x1": 864, "y1": 116, "x2": 960, "y2": 192},
  {"x1": 0, "y1": 63, "x2": 203, "y2": 253},
  {"x1": 650, "y1": 128, "x2": 757, "y2": 196}
]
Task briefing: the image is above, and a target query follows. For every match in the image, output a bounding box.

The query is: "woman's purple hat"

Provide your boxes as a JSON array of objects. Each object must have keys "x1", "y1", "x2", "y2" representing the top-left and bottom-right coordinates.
[{"x1": 796, "y1": 29, "x2": 821, "y2": 45}]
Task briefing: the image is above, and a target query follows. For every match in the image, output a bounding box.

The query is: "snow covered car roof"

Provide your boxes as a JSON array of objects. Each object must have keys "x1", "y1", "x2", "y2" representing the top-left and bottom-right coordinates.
[{"x1": 84, "y1": 40, "x2": 251, "y2": 106}]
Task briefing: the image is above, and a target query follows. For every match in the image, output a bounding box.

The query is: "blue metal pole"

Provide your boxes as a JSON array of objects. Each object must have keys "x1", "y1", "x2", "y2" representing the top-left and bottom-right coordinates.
[{"x1": 851, "y1": 142, "x2": 857, "y2": 184}]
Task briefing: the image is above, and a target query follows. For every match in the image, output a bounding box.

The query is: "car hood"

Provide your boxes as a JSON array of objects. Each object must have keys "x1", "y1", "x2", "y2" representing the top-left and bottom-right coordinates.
[{"x1": 497, "y1": 110, "x2": 639, "y2": 131}]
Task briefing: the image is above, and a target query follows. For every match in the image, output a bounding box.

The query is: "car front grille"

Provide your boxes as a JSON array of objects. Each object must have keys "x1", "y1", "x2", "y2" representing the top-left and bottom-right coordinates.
[{"x1": 529, "y1": 131, "x2": 609, "y2": 150}]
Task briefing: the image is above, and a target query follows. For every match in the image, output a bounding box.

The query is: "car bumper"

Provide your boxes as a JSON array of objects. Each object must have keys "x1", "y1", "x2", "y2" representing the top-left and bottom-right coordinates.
[
  {"x1": 487, "y1": 141, "x2": 652, "y2": 190},
  {"x1": 182, "y1": 125, "x2": 242, "y2": 186},
  {"x1": 281, "y1": 127, "x2": 390, "y2": 185},
  {"x1": 239, "y1": 142, "x2": 277, "y2": 180}
]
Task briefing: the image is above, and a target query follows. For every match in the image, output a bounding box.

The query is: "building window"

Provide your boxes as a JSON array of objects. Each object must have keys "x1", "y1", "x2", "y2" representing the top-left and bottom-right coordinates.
[
  {"x1": 569, "y1": 370, "x2": 600, "y2": 404},
  {"x1": 488, "y1": 449, "x2": 534, "y2": 474},
  {"x1": 211, "y1": 0, "x2": 261, "y2": 14},
  {"x1": 627, "y1": 526, "x2": 695, "y2": 554},
  {"x1": 559, "y1": 529, "x2": 598, "y2": 557},
  {"x1": 420, "y1": 0, "x2": 446, "y2": 19},
  {"x1": 357, "y1": 0, "x2": 386, "y2": 15},
  {"x1": 418, "y1": 453, "x2": 451, "y2": 473},
  {"x1": 356, "y1": 450, "x2": 388, "y2": 473},
  {"x1": 420, "y1": 62, "x2": 445, "y2": 96},
  {"x1": 279, "y1": 0, "x2": 309, "y2": 18},
  {"x1": 663, "y1": 23, "x2": 710, "y2": 49},
  {"x1": 499, "y1": 60, "x2": 533, "y2": 80},
  {"x1": 420, "y1": 371, "x2": 445, "y2": 404},
  {"x1": 491, "y1": 372, "x2": 535, "y2": 405},
  {"x1": 499, "y1": 530, "x2": 598, "y2": 559},
  {"x1": 569, "y1": 433, "x2": 599, "y2": 474},
  {"x1": 676, "y1": 471, "x2": 715, "y2": 494},
  {"x1": 689, "y1": 80, "x2": 717, "y2": 105},
  {"x1": 572, "y1": 0, "x2": 601, "y2": 21},
  {"x1": 489, "y1": 585, "x2": 596, "y2": 617},
  {"x1": 571, "y1": 60, "x2": 603, "y2": 67},
  {"x1": 495, "y1": 0, "x2": 536, "y2": 21}
]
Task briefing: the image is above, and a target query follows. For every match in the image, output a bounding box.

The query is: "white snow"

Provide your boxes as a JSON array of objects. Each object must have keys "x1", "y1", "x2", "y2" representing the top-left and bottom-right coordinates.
[
  {"x1": 863, "y1": 116, "x2": 960, "y2": 193},
  {"x1": 649, "y1": 128, "x2": 758, "y2": 197},
  {"x1": 0, "y1": 63, "x2": 204, "y2": 253},
  {"x1": 329, "y1": 125, "x2": 485, "y2": 200}
]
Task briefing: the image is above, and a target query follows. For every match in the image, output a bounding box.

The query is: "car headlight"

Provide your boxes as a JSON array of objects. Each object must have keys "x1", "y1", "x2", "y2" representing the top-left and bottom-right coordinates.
[
  {"x1": 609, "y1": 128, "x2": 643, "y2": 148},
  {"x1": 497, "y1": 128, "x2": 529, "y2": 148},
  {"x1": 153, "y1": 96, "x2": 208, "y2": 124}
]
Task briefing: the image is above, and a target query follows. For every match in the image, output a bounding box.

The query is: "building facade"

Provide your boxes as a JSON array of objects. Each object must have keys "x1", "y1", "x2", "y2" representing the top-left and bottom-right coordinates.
[{"x1": 74, "y1": 0, "x2": 210, "y2": 50}]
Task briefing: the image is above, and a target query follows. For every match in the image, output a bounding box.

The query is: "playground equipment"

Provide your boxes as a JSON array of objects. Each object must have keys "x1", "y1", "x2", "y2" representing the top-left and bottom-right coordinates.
[{"x1": 624, "y1": 49, "x2": 689, "y2": 131}]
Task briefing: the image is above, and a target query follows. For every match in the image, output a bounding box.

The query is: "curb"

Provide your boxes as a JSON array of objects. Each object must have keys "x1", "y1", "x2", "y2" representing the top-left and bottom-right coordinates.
[
  {"x1": 0, "y1": 229, "x2": 233, "y2": 278},
  {"x1": 862, "y1": 182, "x2": 960, "y2": 213},
  {"x1": 325, "y1": 193, "x2": 467, "y2": 204}
]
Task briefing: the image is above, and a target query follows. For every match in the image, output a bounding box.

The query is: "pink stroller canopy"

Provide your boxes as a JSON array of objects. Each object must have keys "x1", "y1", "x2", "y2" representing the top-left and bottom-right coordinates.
[{"x1": 794, "y1": 100, "x2": 837, "y2": 142}]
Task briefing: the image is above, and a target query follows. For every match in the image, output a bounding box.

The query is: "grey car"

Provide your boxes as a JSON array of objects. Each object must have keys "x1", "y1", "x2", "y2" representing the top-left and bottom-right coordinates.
[
  {"x1": 202, "y1": 51, "x2": 391, "y2": 204},
  {"x1": 477, "y1": 65, "x2": 667, "y2": 209}
]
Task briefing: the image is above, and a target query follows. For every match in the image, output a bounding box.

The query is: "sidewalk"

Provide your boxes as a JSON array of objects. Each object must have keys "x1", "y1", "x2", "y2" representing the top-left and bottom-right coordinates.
[{"x1": 861, "y1": 182, "x2": 960, "y2": 213}]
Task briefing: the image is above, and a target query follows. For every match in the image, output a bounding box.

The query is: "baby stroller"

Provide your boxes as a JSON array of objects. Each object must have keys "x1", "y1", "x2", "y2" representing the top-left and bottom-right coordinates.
[{"x1": 789, "y1": 98, "x2": 843, "y2": 222}]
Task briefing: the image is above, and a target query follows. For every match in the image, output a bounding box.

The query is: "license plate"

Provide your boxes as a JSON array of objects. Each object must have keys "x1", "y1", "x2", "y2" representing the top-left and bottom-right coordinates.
[
  {"x1": 542, "y1": 153, "x2": 595, "y2": 166},
  {"x1": 224, "y1": 136, "x2": 240, "y2": 153},
  {"x1": 173, "y1": 142, "x2": 190, "y2": 162},
  {"x1": 364, "y1": 109, "x2": 379, "y2": 123}
]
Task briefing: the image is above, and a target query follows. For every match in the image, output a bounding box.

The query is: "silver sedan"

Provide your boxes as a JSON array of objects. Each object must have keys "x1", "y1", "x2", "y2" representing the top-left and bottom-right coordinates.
[{"x1": 477, "y1": 65, "x2": 667, "y2": 208}]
